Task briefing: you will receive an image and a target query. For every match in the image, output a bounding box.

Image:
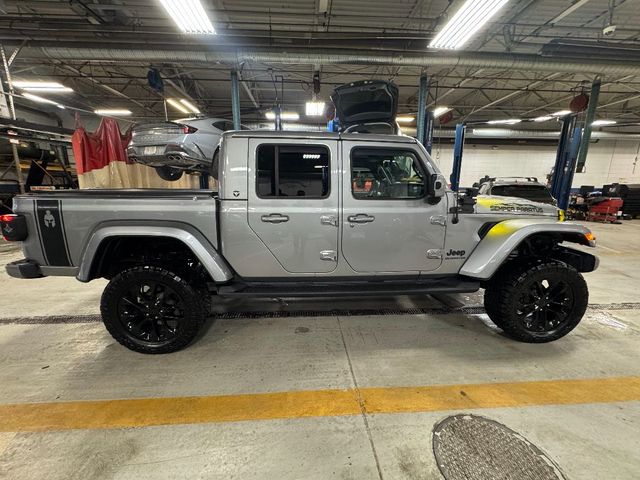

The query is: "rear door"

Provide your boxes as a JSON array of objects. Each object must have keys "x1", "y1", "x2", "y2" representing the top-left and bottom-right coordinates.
[
  {"x1": 247, "y1": 138, "x2": 339, "y2": 273},
  {"x1": 341, "y1": 141, "x2": 447, "y2": 273}
]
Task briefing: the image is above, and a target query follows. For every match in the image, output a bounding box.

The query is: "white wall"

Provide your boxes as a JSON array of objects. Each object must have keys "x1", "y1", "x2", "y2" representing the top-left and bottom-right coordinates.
[{"x1": 429, "y1": 139, "x2": 640, "y2": 188}]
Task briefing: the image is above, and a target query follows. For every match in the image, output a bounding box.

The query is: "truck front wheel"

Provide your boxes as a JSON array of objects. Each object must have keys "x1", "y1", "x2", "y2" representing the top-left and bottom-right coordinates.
[
  {"x1": 484, "y1": 260, "x2": 588, "y2": 343},
  {"x1": 100, "y1": 266, "x2": 207, "y2": 354}
]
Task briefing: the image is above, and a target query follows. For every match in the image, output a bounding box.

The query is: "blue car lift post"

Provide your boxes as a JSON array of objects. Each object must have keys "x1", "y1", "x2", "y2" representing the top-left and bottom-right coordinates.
[
  {"x1": 450, "y1": 123, "x2": 466, "y2": 192},
  {"x1": 415, "y1": 73, "x2": 436, "y2": 154},
  {"x1": 449, "y1": 118, "x2": 583, "y2": 210},
  {"x1": 548, "y1": 80, "x2": 600, "y2": 210},
  {"x1": 550, "y1": 115, "x2": 583, "y2": 211}
]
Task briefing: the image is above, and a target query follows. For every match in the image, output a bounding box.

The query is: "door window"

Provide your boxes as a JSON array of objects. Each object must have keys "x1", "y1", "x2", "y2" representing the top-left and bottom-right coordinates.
[
  {"x1": 257, "y1": 145, "x2": 330, "y2": 198},
  {"x1": 351, "y1": 148, "x2": 425, "y2": 199}
]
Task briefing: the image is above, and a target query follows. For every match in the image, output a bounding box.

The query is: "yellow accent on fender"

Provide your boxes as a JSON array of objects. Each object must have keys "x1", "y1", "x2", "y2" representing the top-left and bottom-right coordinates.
[
  {"x1": 0, "y1": 376, "x2": 639, "y2": 432},
  {"x1": 476, "y1": 197, "x2": 503, "y2": 208},
  {"x1": 558, "y1": 209, "x2": 566, "y2": 222},
  {"x1": 486, "y1": 221, "x2": 518, "y2": 237}
]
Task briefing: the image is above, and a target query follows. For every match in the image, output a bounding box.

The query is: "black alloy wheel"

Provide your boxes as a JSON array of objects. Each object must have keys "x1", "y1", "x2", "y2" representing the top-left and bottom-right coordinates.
[
  {"x1": 515, "y1": 278, "x2": 574, "y2": 334},
  {"x1": 118, "y1": 281, "x2": 185, "y2": 344},
  {"x1": 101, "y1": 266, "x2": 207, "y2": 353},
  {"x1": 484, "y1": 260, "x2": 588, "y2": 343}
]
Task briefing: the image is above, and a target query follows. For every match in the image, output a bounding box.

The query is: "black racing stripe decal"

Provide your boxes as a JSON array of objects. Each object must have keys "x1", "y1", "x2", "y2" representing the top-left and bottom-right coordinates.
[
  {"x1": 57, "y1": 200, "x2": 73, "y2": 264},
  {"x1": 35, "y1": 199, "x2": 71, "y2": 267},
  {"x1": 33, "y1": 200, "x2": 48, "y2": 264}
]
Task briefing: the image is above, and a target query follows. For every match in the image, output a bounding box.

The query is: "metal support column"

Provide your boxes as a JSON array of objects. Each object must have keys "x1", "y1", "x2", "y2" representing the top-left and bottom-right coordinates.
[
  {"x1": 230, "y1": 70, "x2": 241, "y2": 130},
  {"x1": 550, "y1": 115, "x2": 576, "y2": 200},
  {"x1": 575, "y1": 78, "x2": 601, "y2": 173},
  {"x1": 274, "y1": 105, "x2": 282, "y2": 131},
  {"x1": 0, "y1": 44, "x2": 24, "y2": 193},
  {"x1": 416, "y1": 73, "x2": 429, "y2": 145},
  {"x1": 424, "y1": 111, "x2": 434, "y2": 155},
  {"x1": 450, "y1": 123, "x2": 466, "y2": 192},
  {"x1": 557, "y1": 126, "x2": 583, "y2": 211},
  {"x1": 551, "y1": 115, "x2": 583, "y2": 210},
  {"x1": 199, "y1": 173, "x2": 209, "y2": 190}
]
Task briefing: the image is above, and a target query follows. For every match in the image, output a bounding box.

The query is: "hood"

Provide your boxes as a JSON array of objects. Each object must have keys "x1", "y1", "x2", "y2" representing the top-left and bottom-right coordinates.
[
  {"x1": 331, "y1": 80, "x2": 398, "y2": 127},
  {"x1": 475, "y1": 195, "x2": 560, "y2": 217}
]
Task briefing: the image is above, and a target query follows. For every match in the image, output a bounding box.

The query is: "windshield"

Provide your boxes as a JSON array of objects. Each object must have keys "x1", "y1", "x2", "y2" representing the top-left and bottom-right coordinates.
[{"x1": 490, "y1": 185, "x2": 555, "y2": 204}]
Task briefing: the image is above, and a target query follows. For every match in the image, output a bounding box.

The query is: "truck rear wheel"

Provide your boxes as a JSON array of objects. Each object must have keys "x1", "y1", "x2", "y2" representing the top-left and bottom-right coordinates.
[
  {"x1": 484, "y1": 260, "x2": 588, "y2": 343},
  {"x1": 100, "y1": 266, "x2": 207, "y2": 354}
]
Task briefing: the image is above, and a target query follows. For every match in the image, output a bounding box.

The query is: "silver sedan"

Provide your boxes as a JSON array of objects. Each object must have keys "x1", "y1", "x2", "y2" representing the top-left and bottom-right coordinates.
[{"x1": 127, "y1": 117, "x2": 246, "y2": 181}]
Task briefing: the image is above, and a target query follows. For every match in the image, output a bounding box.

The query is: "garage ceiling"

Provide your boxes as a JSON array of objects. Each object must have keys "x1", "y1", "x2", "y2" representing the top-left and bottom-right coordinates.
[{"x1": 2, "y1": 0, "x2": 640, "y2": 128}]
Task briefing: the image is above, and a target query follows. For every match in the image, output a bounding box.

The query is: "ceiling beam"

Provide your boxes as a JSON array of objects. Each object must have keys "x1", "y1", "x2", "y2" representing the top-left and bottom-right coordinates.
[{"x1": 53, "y1": 61, "x2": 158, "y2": 115}]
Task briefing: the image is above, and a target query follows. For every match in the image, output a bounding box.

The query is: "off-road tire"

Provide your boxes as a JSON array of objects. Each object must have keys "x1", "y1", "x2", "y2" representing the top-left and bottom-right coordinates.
[
  {"x1": 156, "y1": 165, "x2": 184, "y2": 181},
  {"x1": 484, "y1": 260, "x2": 588, "y2": 343},
  {"x1": 100, "y1": 266, "x2": 207, "y2": 354}
]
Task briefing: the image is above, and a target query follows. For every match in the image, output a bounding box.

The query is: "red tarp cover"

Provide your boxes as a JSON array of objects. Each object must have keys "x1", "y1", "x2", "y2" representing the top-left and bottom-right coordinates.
[{"x1": 72, "y1": 118, "x2": 132, "y2": 175}]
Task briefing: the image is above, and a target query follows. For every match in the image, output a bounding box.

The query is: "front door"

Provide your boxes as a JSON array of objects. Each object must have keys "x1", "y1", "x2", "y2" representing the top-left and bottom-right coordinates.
[
  {"x1": 247, "y1": 138, "x2": 339, "y2": 273},
  {"x1": 341, "y1": 142, "x2": 447, "y2": 273}
]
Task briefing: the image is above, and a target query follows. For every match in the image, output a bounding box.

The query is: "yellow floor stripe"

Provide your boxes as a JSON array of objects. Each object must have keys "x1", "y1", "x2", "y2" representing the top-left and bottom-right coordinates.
[{"x1": 1, "y1": 376, "x2": 639, "y2": 432}]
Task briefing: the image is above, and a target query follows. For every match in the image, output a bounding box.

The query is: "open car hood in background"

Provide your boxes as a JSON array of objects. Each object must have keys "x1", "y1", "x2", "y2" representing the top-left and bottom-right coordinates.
[{"x1": 331, "y1": 80, "x2": 398, "y2": 128}]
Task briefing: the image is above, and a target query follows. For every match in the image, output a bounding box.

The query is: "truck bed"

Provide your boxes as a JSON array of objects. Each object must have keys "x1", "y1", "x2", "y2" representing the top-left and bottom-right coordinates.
[{"x1": 12, "y1": 189, "x2": 219, "y2": 277}]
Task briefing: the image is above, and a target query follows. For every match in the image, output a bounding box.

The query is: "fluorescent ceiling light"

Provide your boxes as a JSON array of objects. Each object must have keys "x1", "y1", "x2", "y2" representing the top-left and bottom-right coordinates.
[
  {"x1": 13, "y1": 81, "x2": 72, "y2": 92},
  {"x1": 94, "y1": 109, "x2": 132, "y2": 116},
  {"x1": 166, "y1": 98, "x2": 191, "y2": 114},
  {"x1": 265, "y1": 111, "x2": 300, "y2": 121},
  {"x1": 429, "y1": 0, "x2": 511, "y2": 49},
  {"x1": 552, "y1": 110, "x2": 572, "y2": 117},
  {"x1": 473, "y1": 128, "x2": 514, "y2": 136},
  {"x1": 180, "y1": 99, "x2": 201, "y2": 114},
  {"x1": 21, "y1": 86, "x2": 73, "y2": 93},
  {"x1": 533, "y1": 115, "x2": 554, "y2": 122},
  {"x1": 318, "y1": 0, "x2": 329, "y2": 14},
  {"x1": 303, "y1": 154, "x2": 321, "y2": 160},
  {"x1": 433, "y1": 106, "x2": 451, "y2": 118},
  {"x1": 14, "y1": 81, "x2": 64, "y2": 88},
  {"x1": 159, "y1": 0, "x2": 215, "y2": 34},
  {"x1": 549, "y1": 0, "x2": 591, "y2": 25},
  {"x1": 23, "y1": 93, "x2": 65, "y2": 109},
  {"x1": 396, "y1": 115, "x2": 415, "y2": 124},
  {"x1": 592, "y1": 119, "x2": 617, "y2": 126},
  {"x1": 306, "y1": 101, "x2": 325, "y2": 116},
  {"x1": 487, "y1": 118, "x2": 521, "y2": 125}
]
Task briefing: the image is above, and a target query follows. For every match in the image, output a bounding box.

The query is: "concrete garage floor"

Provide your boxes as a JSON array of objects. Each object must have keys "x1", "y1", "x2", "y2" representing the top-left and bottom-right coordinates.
[{"x1": 1, "y1": 222, "x2": 640, "y2": 479}]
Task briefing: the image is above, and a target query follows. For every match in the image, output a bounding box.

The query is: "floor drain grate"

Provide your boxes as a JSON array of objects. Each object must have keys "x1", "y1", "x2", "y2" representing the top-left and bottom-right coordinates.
[
  {"x1": 458, "y1": 305, "x2": 486, "y2": 315},
  {"x1": 433, "y1": 414, "x2": 565, "y2": 480},
  {"x1": 1, "y1": 302, "x2": 639, "y2": 325}
]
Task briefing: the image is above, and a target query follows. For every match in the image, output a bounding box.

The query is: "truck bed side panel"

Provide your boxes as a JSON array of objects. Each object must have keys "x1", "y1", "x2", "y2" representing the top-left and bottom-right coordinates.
[{"x1": 13, "y1": 190, "x2": 219, "y2": 275}]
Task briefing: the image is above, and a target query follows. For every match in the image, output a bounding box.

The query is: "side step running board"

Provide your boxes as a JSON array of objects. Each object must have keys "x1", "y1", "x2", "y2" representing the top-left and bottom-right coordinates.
[{"x1": 217, "y1": 278, "x2": 480, "y2": 298}]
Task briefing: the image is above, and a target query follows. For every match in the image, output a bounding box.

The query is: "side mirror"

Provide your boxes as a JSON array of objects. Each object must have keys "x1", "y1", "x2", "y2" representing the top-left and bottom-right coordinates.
[{"x1": 431, "y1": 173, "x2": 446, "y2": 198}]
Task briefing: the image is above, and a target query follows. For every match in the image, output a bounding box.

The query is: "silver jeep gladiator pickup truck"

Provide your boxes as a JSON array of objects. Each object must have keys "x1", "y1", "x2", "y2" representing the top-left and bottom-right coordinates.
[{"x1": 1, "y1": 130, "x2": 598, "y2": 353}]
